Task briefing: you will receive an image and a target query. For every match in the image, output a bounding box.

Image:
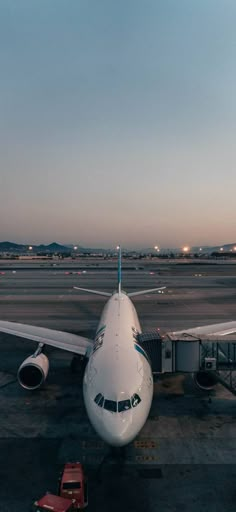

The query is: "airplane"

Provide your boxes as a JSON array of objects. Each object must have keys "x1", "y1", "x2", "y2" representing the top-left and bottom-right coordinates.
[{"x1": 0, "y1": 247, "x2": 235, "y2": 447}]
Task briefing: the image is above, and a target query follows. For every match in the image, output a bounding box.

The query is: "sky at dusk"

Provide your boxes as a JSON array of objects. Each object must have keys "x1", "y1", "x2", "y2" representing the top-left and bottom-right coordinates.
[{"x1": 0, "y1": 0, "x2": 235, "y2": 249}]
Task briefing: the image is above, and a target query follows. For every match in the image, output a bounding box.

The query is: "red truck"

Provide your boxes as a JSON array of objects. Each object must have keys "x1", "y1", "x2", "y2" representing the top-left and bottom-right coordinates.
[
  {"x1": 32, "y1": 462, "x2": 88, "y2": 511},
  {"x1": 58, "y1": 462, "x2": 88, "y2": 509},
  {"x1": 32, "y1": 493, "x2": 75, "y2": 512}
]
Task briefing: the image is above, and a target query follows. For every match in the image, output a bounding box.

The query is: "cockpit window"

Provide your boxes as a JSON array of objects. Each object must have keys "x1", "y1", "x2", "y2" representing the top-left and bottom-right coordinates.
[
  {"x1": 94, "y1": 394, "x2": 141, "y2": 412},
  {"x1": 104, "y1": 399, "x2": 117, "y2": 412},
  {"x1": 118, "y1": 399, "x2": 131, "y2": 412},
  {"x1": 131, "y1": 393, "x2": 141, "y2": 407},
  {"x1": 94, "y1": 393, "x2": 104, "y2": 407}
]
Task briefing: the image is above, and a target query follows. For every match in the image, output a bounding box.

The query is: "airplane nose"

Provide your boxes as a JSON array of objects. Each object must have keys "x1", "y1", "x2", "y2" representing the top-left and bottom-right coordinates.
[
  {"x1": 103, "y1": 429, "x2": 128, "y2": 447},
  {"x1": 98, "y1": 411, "x2": 134, "y2": 447}
]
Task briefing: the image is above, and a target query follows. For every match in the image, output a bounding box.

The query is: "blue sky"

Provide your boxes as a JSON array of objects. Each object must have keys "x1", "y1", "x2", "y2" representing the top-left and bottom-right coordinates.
[{"x1": 0, "y1": 1, "x2": 235, "y2": 248}]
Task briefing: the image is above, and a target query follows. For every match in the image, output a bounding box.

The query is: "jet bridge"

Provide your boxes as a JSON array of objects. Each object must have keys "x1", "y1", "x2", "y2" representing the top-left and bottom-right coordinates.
[{"x1": 138, "y1": 331, "x2": 236, "y2": 395}]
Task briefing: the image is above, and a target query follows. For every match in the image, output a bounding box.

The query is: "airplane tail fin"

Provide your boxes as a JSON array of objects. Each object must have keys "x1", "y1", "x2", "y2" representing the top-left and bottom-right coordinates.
[
  {"x1": 117, "y1": 245, "x2": 122, "y2": 294},
  {"x1": 74, "y1": 246, "x2": 122, "y2": 297},
  {"x1": 73, "y1": 246, "x2": 165, "y2": 298}
]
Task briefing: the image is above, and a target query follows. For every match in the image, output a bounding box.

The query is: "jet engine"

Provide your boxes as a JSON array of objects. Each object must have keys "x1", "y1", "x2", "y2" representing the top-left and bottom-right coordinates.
[
  {"x1": 17, "y1": 353, "x2": 49, "y2": 390},
  {"x1": 194, "y1": 371, "x2": 217, "y2": 391}
]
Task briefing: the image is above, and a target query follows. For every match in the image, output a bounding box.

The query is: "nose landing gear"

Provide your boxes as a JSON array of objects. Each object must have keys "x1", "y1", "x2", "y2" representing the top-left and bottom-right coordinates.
[{"x1": 95, "y1": 445, "x2": 128, "y2": 482}]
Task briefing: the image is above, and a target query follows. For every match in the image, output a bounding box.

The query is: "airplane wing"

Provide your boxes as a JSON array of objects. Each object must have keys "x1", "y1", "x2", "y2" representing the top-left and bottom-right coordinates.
[
  {"x1": 169, "y1": 321, "x2": 236, "y2": 338},
  {"x1": 0, "y1": 321, "x2": 93, "y2": 356}
]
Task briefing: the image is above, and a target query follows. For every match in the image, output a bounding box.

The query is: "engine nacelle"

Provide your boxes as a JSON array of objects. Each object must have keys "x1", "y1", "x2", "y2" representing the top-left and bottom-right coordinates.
[
  {"x1": 17, "y1": 353, "x2": 49, "y2": 390},
  {"x1": 194, "y1": 371, "x2": 217, "y2": 391}
]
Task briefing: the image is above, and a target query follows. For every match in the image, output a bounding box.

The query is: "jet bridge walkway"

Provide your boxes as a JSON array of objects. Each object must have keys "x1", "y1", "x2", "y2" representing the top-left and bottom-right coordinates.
[{"x1": 138, "y1": 331, "x2": 236, "y2": 395}]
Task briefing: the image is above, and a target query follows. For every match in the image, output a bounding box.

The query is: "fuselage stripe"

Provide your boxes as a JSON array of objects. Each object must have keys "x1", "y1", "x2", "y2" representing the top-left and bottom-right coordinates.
[
  {"x1": 96, "y1": 325, "x2": 106, "y2": 336},
  {"x1": 134, "y1": 343, "x2": 150, "y2": 365}
]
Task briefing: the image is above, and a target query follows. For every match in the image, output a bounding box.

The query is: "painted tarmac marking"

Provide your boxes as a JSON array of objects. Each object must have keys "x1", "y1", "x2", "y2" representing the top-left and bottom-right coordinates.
[{"x1": 134, "y1": 440, "x2": 157, "y2": 449}]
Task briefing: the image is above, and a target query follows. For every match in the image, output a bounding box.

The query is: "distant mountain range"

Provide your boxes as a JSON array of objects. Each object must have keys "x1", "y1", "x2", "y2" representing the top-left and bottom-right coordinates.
[
  {"x1": 0, "y1": 241, "x2": 111, "y2": 254},
  {"x1": 1, "y1": 241, "x2": 236, "y2": 254},
  {"x1": 0, "y1": 241, "x2": 71, "y2": 253},
  {"x1": 191, "y1": 243, "x2": 236, "y2": 254}
]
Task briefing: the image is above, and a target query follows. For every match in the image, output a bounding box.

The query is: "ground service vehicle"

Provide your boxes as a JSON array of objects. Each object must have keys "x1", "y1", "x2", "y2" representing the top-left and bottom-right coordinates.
[
  {"x1": 32, "y1": 493, "x2": 75, "y2": 512},
  {"x1": 58, "y1": 462, "x2": 88, "y2": 509}
]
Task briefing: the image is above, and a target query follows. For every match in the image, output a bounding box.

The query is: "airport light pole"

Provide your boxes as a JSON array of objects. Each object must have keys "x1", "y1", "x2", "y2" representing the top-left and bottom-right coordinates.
[
  {"x1": 27, "y1": 246, "x2": 33, "y2": 258},
  {"x1": 72, "y1": 246, "x2": 78, "y2": 258}
]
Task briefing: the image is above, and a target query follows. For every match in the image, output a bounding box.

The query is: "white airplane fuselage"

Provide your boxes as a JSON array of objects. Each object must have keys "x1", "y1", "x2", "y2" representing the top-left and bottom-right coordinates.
[{"x1": 83, "y1": 291, "x2": 153, "y2": 446}]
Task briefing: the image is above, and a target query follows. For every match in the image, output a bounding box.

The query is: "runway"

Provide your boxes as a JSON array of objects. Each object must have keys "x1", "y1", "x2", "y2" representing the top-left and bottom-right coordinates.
[{"x1": 0, "y1": 260, "x2": 235, "y2": 511}]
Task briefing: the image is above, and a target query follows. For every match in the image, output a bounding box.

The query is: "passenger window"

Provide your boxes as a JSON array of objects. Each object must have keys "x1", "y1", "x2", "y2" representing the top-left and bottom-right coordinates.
[
  {"x1": 131, "y1": 393, "x2": 141, "y2": 407},
  {"x1": 104, "y1": 399, "x2": 117, "y2": 412},
  {"x1": 118, "y1": 399, "x2": 131, "y2": 412},
  {"x1": 94, "y1": 393, "x2": 104, "y2": 407}
]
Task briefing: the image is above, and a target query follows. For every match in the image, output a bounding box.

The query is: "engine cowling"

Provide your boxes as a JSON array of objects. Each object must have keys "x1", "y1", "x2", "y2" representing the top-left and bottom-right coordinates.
[
  {"x1": 17, "y1": 353, "x2": 49, "y2": 390},
  {"x1": 194, "y1": 371, "x2": 217, "y2": 391}
]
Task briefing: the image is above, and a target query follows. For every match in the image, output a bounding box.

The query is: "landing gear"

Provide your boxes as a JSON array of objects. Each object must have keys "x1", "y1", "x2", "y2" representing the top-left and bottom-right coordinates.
[
  {"x1": 110, "y1": 446, "x2": 127, "y2": 463},
  {"x1": 95, "y1": 446, "x2": 127, "y2": 482}
]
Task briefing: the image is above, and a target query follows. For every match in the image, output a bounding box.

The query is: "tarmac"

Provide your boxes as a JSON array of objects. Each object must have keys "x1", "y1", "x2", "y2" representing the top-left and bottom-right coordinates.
[{"x1": 0, "y1": 259, "x2": 235, "y2": 511}]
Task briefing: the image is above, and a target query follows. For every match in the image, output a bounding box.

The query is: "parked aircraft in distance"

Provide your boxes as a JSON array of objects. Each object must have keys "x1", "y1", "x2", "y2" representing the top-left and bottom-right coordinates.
[{"x1": 0, "y1": 248, "x2": 235, "y2": 446}]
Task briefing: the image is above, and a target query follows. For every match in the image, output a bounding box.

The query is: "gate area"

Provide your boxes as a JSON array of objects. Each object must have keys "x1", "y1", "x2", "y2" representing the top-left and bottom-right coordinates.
[{"x1": 138, "y1": 330, "x2": 236, "y2": 395}]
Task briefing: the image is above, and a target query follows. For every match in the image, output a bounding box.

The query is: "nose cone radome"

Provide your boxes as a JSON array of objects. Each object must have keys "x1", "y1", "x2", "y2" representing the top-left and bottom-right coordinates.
[
  {"x1": 100, "y1": 422, "x2": 134, "y2": 447},
  {"x1": 95, "y1": 411, "x2": 135, "y2": 447},
  {"x1": 105, "y1": 433, "x2": 132, "y2": 448}
]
